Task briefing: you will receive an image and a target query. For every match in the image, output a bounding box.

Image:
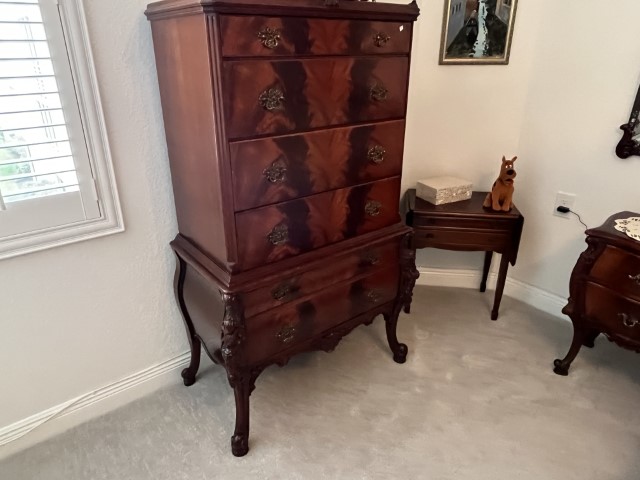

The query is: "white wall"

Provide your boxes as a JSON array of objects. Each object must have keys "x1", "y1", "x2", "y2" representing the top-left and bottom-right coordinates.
[
  {"x1": 1, "y1": 0, "x2": 185, "y2": 440},
  {"x1": 510, "y1": 0, "x2": 640, "y2": 298},
  {"x1": 403, "y1": 0, "x2": 540, "y2": 270},
  {"x1": 2, "y1": 0, "x2": 640, "y2": 457}
]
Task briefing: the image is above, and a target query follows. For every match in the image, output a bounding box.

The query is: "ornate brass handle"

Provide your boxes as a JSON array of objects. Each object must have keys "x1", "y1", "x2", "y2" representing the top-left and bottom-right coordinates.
[
  {"x1": 365, "y1": 200, "x2": 382, "y2": 217},
  {"x1": 366, "y1": 290, "x2": 382, "y2": 304},
  {"x1": 369, "y1": 84, "x2": 388, "y2": 102},
  {"x1": 259, "y1": 87, "x2": 285, "y2": 111},
  {"x1": 362, "y1": 250, "x2": 380, "y2": 266},
  {"x1": 276, "y1": 325, "x2": 296, "y2": 344},
  {"x1": 629, "y1": 273, "x2": 640, "y2": 286},
  {"x1": 373, "y1": 32, "x2": 390, "y2": 47},
  {"x1": 263, "y1": 159, "x2": 287, "y2": 183},
  {"x1": 367, "y1": 145, "x2": 386, "y2": 164},
  {"x1": 271, "y1": 281, "x2": 297, "y2": 301},
  {"x1": 268, "y1": 224, "x2": 289, "y2": 245},
  {"x1": 619, "y1": 313, "x2": 639, "y2": 328},
  {"x1": 258, "y1": 27, "x2": 280, "y2": 49}
]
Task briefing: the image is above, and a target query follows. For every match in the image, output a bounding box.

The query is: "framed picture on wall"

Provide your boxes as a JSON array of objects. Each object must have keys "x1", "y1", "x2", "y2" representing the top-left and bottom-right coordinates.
[{"x1": 439, "y1": 0, "x2": 518, "y2": 65}]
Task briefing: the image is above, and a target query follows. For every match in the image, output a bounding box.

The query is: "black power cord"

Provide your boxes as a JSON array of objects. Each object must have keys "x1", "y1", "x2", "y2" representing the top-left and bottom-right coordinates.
[{"x1": 556, "y1": 206, "x2": 588, "y2": 230}]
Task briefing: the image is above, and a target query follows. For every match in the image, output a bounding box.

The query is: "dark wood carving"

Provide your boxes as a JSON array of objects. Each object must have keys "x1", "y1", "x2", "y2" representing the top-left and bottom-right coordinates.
[
  {"x1": 147, "y1": 0, "x2": 419, "y2": 456},
  {"x1": 555, "y1": 211, "x2": 640, "y2": 375},
  {"x1": 616, "y1": 80, "x2": 640, "y2": 159}
]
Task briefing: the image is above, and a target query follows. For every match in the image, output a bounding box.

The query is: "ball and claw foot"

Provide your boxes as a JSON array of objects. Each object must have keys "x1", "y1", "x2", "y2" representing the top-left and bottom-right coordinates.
[
  {"x1": 393, "y1": 343, "x2": 408, "y2": 364},
  {"x1": 553, "y1": 359, "x2": 570, "y2": 376},
  {"x1": 181, "y1": 368, "x2": 196, "y2": 387},
  {"x1": 231, "y1": 434, "x2": 249, "y2": 457}
]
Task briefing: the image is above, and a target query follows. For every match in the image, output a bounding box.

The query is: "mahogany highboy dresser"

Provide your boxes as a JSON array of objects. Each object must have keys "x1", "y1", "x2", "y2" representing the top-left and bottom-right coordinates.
[{"x1": 145, "y1": 0, "x2": 420, "y2": 456}]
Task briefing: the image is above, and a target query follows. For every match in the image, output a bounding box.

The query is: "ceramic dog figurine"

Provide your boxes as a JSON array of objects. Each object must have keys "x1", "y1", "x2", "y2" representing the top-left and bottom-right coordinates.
[{"x1": 484, "y1": 156, "x2": 517, "y2": 212}]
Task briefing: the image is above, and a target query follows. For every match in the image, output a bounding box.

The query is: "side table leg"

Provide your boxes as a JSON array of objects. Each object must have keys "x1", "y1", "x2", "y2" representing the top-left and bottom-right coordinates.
[
  {"x1": 480, "y1": 251, "x2": 493, "y2": 293},
  {"x1": 491, "y1": 254, "x2": 510, "y2": 320}
]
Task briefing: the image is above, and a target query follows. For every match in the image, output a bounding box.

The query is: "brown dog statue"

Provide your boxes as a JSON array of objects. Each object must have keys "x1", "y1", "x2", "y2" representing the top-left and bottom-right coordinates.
[{"x1": 484, "y1": 156, "x2": 517, "y2": 212}]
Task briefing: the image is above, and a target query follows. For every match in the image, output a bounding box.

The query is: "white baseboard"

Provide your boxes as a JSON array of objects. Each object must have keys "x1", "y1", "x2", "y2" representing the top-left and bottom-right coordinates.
[
  {"x1": 416, "y1": 266, "x2": 567, "y2": 320},
  {"x1": 0, "y1": 351, "x2": 190, "y2": 461}
]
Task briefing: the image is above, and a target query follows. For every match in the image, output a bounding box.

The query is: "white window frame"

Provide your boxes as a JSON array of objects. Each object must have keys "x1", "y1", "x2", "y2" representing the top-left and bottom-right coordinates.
[{"x1": 0, "y1": 0, "x2": 123, "y2": 260}]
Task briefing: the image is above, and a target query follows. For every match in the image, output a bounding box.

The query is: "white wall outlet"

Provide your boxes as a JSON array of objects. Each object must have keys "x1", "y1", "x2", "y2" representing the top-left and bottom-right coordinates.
[{"x1": 553, "y1": 191, "x2": 576, "y2": 218}]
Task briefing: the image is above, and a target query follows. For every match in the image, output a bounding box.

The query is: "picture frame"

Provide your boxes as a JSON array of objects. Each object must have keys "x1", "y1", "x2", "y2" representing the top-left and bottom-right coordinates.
[{"x1": 439, "y1": 0, "x2": 519, "y2": 65}]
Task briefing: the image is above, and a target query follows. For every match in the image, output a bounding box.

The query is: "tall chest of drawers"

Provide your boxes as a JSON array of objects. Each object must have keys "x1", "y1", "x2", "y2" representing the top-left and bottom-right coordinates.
[
  {"x1": 145, "y1": 0, "x2": 420, "y2": 456},
  {"x1": 555, "y1": 211, "x2": 640, "y2": 376}
]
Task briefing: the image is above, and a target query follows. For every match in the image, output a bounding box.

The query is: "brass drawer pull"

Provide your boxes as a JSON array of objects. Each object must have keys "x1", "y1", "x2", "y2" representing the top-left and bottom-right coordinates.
[
  {"x1": 619, "y1": 313, "x2": 639, "y2": 328},
  {"x1": 259, "y1": 87, "x2": 285, "y2": 111},
  {"x1": 276, "y1": 325, "x2": 296, "y2": 344},
  {"x1": 367, "y1": 145, "x2": 386, "y2": 164},
  {"x1": 365, "y1": 200, "x2": 382, "y2": 217},
  {"x1": 362, "y1": 250, "x2": 380, "y2": 266},
  {"x1": 366, "y1": 289, "x2": 382, "y2": 304},
  {"x1": 263, "y1": 159, "x2": 287, "y2": 183},
  {"x1": 370, "y1": 84, "x2": 388, "y2": 102},
  {"x1": 271, "y1": 281, "x2": 297, "y2": 301},
  {"x1": 629, "y1": 273, "x2": 640, "y2": 286},
  {"x1": 373, "y1": 32, "x2": 390, "y2": 47},
  {"x1": 258, "y1": 27, "x2": 280, "y2": 49},
  {"x1": 268, "y1": 224, "x2": 289, "y2": 245}
]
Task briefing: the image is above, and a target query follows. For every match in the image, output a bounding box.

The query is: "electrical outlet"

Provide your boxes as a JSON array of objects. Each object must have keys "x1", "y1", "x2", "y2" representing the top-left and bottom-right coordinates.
[{"x1": 553, "y1": 192, "x2": 576, "y2": 218}]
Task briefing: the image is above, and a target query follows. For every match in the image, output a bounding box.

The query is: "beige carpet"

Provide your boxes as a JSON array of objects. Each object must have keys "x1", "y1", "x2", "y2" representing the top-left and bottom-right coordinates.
[{"x1": 2, "y1": 286, "x2": 639, "y2": 479}]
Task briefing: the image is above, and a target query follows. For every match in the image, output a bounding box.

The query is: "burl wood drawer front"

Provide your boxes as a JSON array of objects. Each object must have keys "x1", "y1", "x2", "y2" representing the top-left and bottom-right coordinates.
[
  {"x1": 244, "y1": 266, "x2": 400, "y2": 365},
  {"x1": 235, "y1": 177, "x2": 401, "y2": 270},
  {"x1": 223, "y1": 57, "x2": 408, "y2": 139},
  {"x1": 243, "y1": 240, "x2": 399, "y2": 317},
  {"x1": 584, "y1": 282, "x2": 640, "y2": 342},
  {"x1": 219, "y1": 16, "x2": 411, "y2": 57},
  {"x1": 230, "y1": 120, "x2": 405, "y2": 211},
  {"x1": 413, "y1": 228, "x2": 510, "y2": 251},
  {"x1": 589, "y1": 245, "x2": 640, "y2": 301}
]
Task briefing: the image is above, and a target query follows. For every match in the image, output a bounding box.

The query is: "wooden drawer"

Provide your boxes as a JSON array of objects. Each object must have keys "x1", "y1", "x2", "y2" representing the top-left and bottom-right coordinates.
[
  {"x1": 219, "y1": 16, "x2": 412, "y2": 57},
  {"x1": 223, "y1": 57, "x2": 408, "y2": 139},
  {"x1": 584, "y1": 282, "x2": 640, "y2": 343},
  {"x1": 412, "y1": 215, "x2": 513, "y2": 231},
  {"x1": 231, "y1": 120, "x2": 405, "y2": 211},
  {"x1": 243, "y1": 239, "x2": 399, "y2": 317},
  {"x1": 413, "y1": 228, "x2": 511, "y2": 251},
  {"x1": 589, "y1": 245, "x2": 640, "y2": 301},
  {"x1": 235, "y1": 177, "x2": 401, "y2": 270},
  {"x1": 244, "y1": 266, "x2": 400, "y2": 365}
]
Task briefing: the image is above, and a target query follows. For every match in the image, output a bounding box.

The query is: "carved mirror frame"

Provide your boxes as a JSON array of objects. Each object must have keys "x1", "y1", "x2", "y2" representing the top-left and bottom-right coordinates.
[{"x1": 616, "y1": 82, "x2": 640, "y2": 159}]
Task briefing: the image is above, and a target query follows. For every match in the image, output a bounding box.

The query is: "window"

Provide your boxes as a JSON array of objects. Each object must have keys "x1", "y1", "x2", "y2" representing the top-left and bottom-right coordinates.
[{"x1": 0, "y1": 0, "x2": 122, "y2": 259}]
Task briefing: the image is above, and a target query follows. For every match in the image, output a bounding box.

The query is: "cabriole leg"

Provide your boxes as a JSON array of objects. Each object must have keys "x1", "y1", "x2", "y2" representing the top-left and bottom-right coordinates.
[
  {"x1": 553, "y1": 324, "x2": 587, "y2": 376},
  {"x1": 583, "y1": 329, "x2": 600, "y2": 348},
  {"x1": 384, "y1": 310, "x2": 408, "y2": 364},
  {"x1": 174, "y1": 253, "x2": 201, "y2": 387},
  {"x1": 230, "y1": 374, "x2": 251, "y2": 457}
]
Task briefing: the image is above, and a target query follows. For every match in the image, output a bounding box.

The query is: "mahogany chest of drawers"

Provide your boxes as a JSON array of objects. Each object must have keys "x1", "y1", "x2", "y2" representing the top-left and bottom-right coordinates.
[
  {"x1": 554, "y1": 211, "x2": 640, "y2": 376},
  {"x1": 146, "y1": 0, "x2": 420, "y2": 456}
]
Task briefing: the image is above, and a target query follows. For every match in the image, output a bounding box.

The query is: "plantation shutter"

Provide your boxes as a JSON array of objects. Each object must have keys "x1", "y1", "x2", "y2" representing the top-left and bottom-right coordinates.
[{"x1": 0, "y1": 0, "x2": 100, "y2": 239}]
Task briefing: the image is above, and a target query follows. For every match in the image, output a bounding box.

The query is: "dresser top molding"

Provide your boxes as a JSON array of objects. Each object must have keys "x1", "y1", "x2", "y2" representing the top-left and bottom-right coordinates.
[
  {"x1": 145, "y1": 0, "x2": 420, "y2": 22},
  {"x1": 586, "y1": 211, "x2": 640, "y2": 253}
]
